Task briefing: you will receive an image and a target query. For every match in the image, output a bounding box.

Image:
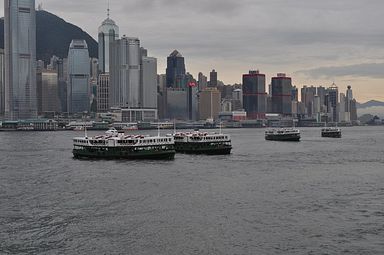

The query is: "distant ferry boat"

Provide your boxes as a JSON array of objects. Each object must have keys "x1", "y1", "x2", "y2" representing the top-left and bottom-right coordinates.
[
  {"x1": 265, "y1": 128, "x2": 301, "y2": 142},
  {"x1": 321, "y1": 127, "x2": 342, "y2": 138},
  {"x1": 173, "y1": 131, "x2": 232, "y2": 155},
  {"x1": 73, "y1": 129, "x2": 175, "y2": 160}
]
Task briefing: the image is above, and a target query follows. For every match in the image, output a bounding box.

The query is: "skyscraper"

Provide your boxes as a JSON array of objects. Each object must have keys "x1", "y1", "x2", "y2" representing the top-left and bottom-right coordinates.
[
  {"x1": 67, "y1": 40, "x2": 90, "y2": 113},
  {"x1": 110, "y1": 36, "x2": 141, "y2": 108},
  {"x1": 326, "y1": 83, "x2": 339, "y2": 122},
  {"x1": 141, "y1": 57, "x2": 157, "y2": 109},
  {"x1": 97, "y1": 73, "x2": 109, "y2": 112},
  {"x1": 301, "y1": 86, "x2": 317, "y2": 117},
  {"x1": 166, "y1": 50, "x2": 186, "y2": 88},
  {"x1": 209, "y1": 69, "x2": 218, "y2": 88},
  {"x1": 0, "y1": 49, "x2": 4, "y2": 117},
  {"x1": 199, "y1": 88, "x2": 221, "y2": 120},
  {"x1": 271, "y1": 73, "x2": 292, "y2": 116},
  {"x1": 98, "y1": 7, "x2": 119, "y2": 73},
  {"x1": 5, "y1": 0, "x2": 37, "y2": 120},
  {"x1": 242, "y1": 70, "x2": 267, "y2": 119},
  {"x1": 198, "y1": 72, "x2": 208, "y2": 91}
]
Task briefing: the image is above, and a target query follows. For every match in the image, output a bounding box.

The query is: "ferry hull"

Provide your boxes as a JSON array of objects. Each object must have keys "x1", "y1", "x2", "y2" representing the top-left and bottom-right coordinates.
[
  {"x1": 73, "y1": 148, "x2": 176, "y2": 160},
  {"x1": 265, "y1": 134, "x2": 301, "y2": 142},
  {"x1": 321, "y1": 132, "x2": 342, "y2": 138},
  {"x1": 175, "y1": 143, "x2": 232, "y2": 155}
]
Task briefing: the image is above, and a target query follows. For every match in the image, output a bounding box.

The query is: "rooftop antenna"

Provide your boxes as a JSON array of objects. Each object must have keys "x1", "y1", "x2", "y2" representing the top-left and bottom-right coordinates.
[{"x1": 107, "y1": 0, "x2": 110, "y2": 18}]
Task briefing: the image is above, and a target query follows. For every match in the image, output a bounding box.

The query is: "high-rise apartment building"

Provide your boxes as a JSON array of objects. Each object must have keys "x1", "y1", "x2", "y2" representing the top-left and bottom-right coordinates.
[
  {"x1": 98, "y1": 9, "x2": 119, "y2": 73},
  {"x1": 166, "y1": 50, "x2": 186, "y2": 88},
  {"x1": 271, "y1": 73, "x2": 292, "y2": 116},
  {"x1": 67, "y1": 40, "x2": 90, "y2": 113},
  {"x1": 4, "y1": 0, "x2": 37, "y2": 120},
  {"x1": 242, "y1": 70, "x2": 267, "y2": 119},
  {"x1": 110, "y1": 36, "x2": 141, "y2": 108}
]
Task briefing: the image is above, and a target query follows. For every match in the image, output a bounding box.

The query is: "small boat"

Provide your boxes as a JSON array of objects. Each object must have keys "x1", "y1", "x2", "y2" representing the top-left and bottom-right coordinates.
[
  {"x1": 173, "y1": 131, "x2": 232, "y2": 155},
  {"x1": 321, "y1": 127, "x2": 342, "y2": 138},
  {"x1": 72, "y1": 129, "x2": 176, "y2": 160},
  {"x1": 265, "y1": 128, "x2": 301, "y2": 142},
  {"x1": 122, "y1": 125, "x2": 138, "y2": 131}
]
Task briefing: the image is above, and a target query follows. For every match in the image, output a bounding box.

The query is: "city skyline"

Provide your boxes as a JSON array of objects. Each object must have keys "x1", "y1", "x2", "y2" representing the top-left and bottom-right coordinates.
[{"x1": 1, "y1": 0, "x2": 384, "y2": 102}]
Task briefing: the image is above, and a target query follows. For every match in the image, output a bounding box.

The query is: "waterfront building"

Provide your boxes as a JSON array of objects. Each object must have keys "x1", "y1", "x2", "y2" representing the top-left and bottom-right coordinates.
[
  {"x1": 110, "y1": 36, "x2": 141, "y2": 108},
  {"x1": 57, "y1": 58, "x2": 68, "y2": 112},
  {"x1": 313, "y1": 95, "x2": 321, "y2": 122},
  {"x1": 339, "y1": 93, "x2": 349, "y2": 123},
  {"x1": 0, "y1": 49, "x2": 4, "y2": 117},
  {"x1": 350, "y1": 99, "x2": 358, "y2": 122},
  {"x1": 4, "y1": 0, "x2": 37, "y2": 120},
  {"x1": 271, "y1": 73, "x2": 292, "y2": 116},
  {"x1": 242, "y1": 70, "x2": 267, "y2": 119},
  {"x1": 166, "y1": 88, "x2": 188, "y2": 120},
  {"x1": 42, "y1": 71, "x2": 60, "y2": 113},
  {"x1": 98, "y1": 7, "x2": 119, "y2": 73},
  {"x1": 97, "y1": 73, "x2": 109, "y2": 112},
  {"x1": 166, "y1": 50, "x2": 186, "y2": 88},
  {"x1": 141, "y1": 57, "x2": 157, "y2": 109},
  {"x1": 199, "y1": 88, "x2": 221, "y2": 120},
  {"x1": 209, "y1": 69, "x2": 218, "y2": 88},
  {"x1": 67, "y1": 40, "x2": 90, "y2": 113}
]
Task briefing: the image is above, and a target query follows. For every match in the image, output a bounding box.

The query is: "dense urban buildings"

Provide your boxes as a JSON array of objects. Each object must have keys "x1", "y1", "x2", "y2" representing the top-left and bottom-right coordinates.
[
  {"x1": 242, "y1": 70, "x2": 267, "y2": 119},
  {"x1": 67, "y1": 40, "x2": 90, "y2": 113},
  {"x1": 4, "y1": 0, "x2": 37, "y2": 120}
]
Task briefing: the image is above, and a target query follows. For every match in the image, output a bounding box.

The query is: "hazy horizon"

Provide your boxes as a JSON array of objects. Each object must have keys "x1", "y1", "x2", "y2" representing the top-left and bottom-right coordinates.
[{"x1": 1, "y1": 0, "x2": 384, "y2": 102}]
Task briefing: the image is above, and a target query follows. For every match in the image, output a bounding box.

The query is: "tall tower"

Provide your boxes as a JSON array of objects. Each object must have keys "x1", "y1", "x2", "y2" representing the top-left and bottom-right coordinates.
[
  {"x1": 5, "y1": 0, "x2": 37, "y2": 120},
  {"x1": 166, "y1": 50, "x2": 186, "y2": 88},
  {"x1": 98, "y1": 4, "x2": 119, "y2": 73},
  {"x1": 242, "y1": 70, "x2": 267, "y2": 119},
  {"x1": 209, "y1": 69, "x2": 218, "y2": 88},
  {"x1": 67, "y1": 40, "x2": 90, "y2": 113},
  {"x1": 271, "y1": 73, "x2": 292, "y2": 116},
  {"x1": 110, "y1": 36, "x2": 141, "y2": 108}
]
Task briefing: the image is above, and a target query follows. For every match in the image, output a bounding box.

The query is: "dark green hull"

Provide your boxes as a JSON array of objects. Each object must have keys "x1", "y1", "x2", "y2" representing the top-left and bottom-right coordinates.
[
  {"x1": 322, "y1": 132, "x2": 341, "y2": 138},
  {"x1": 73, "y1": 147, "x2": 175, "y2": 160},
  {"x1": 175, "y1": 142, "x2": 232, "y2": 155},
  {"x1": 265, "y1": 134, "x2": 301, "y2": 142}
]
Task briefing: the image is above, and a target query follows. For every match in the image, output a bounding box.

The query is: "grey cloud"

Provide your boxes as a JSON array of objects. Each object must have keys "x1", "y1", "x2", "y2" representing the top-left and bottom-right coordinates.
[{"x1": 296, "y1": 63, "x2": 384, "y2": 79}]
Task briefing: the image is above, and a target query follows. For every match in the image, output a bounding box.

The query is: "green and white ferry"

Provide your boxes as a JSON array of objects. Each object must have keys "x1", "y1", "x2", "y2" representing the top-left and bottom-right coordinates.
[
  {"x1": 73, "y1": 129, "x2": 175, "y2": 160},
  {"x1": 173, "y1": 131, "x2": 232, "y2": 155}
]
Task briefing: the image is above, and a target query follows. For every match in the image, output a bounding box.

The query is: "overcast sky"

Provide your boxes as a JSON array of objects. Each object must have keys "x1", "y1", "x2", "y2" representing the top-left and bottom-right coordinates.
[{"x1": 2, "y1": 0, "x2": 384, "y2": 101}]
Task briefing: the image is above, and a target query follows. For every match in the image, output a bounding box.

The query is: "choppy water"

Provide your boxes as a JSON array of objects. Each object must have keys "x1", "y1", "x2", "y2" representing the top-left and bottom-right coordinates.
[{"x1": 1, "y1": 127, "x2": 384, "y2": 254}]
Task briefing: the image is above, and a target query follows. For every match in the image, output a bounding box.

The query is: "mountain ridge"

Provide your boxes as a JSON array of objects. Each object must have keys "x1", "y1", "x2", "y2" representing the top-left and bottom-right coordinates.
[{"x1": 0, "y1": 10, "x2": 98, "y2": 63}]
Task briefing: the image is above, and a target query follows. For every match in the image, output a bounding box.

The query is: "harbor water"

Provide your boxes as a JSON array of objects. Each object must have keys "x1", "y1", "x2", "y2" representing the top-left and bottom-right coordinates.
[{"x1": 1, "y1": 126, "x2": 384, "y2": 254}]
